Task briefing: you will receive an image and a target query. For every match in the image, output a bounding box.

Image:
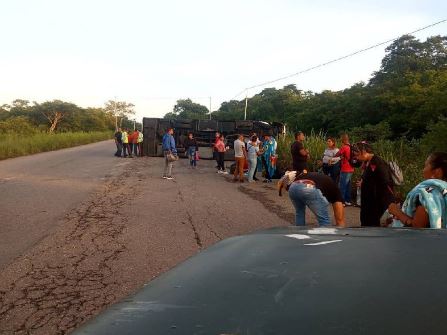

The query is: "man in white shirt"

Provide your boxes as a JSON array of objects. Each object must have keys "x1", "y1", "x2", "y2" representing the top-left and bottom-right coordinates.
[{"x1": 233, "y1": 134, "x2": 247, "y2": 182}]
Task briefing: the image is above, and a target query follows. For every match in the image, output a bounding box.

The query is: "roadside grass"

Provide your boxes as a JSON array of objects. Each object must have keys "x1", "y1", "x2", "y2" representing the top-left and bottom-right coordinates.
[
  {"x1": 0, "y1": 131, "x2": 112, "y2": 160},
  {"x1": 276, "y1": 132, "x2": 425, "y2": 198}
]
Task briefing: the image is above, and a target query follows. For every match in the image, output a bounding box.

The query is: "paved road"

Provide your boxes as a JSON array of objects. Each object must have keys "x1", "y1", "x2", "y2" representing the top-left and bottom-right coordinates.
[
  {"x1": 0, "y1": 140, "x2": 127, "y2": 270},
  {"x1": 0, "y1": 148, "x2": 359, "y2": 334}
]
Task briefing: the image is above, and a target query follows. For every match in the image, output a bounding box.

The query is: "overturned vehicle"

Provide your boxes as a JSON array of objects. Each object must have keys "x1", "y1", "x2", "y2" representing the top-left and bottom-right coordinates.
[{"x1": 141, "y1": 118, "x2": 285, "y2": 159}]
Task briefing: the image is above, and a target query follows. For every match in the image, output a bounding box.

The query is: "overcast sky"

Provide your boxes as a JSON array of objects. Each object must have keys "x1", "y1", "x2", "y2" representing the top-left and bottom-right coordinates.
[{"x1": 1, "y1": 0, "x2": 446, "y2": 120}]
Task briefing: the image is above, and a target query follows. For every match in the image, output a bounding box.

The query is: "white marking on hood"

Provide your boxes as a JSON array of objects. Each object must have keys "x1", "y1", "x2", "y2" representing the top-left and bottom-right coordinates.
[
  {"x1": 285, "y1": 234, "x2": 311, "y2": 240},
  {"x1": 304, "y1": 240, "x2": 342, "y2": 246},
  {"x1": 307, "y1": 228, "x2": 337, "y2": 235}
]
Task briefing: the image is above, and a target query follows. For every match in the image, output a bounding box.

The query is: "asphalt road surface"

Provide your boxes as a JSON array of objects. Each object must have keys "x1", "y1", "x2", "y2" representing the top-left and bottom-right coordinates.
[
  {"x1": 0, "y1": 140, "x2": 129, "y2": 270},
  {"x1": 0, "y1": 144, "x2": 359, "y2": 334}
]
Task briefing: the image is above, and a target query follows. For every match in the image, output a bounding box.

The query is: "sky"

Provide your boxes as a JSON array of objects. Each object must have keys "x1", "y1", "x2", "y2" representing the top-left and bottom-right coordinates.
[{"x1": 1, "y1": 0, "x2": 446, "y2": 121}]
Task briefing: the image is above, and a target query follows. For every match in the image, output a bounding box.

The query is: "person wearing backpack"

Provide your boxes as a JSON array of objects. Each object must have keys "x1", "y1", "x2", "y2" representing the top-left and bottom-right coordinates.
[
  {"x1": 355, "y1": 141, "x2": 396, "y2": 227},
  {"x1": 336, "y1": 134, "x2": 355, "y2": 206}
]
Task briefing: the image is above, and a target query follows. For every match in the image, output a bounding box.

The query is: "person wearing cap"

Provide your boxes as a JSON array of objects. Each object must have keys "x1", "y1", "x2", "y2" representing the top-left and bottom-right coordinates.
[{"x1": 279, "y1": 171, "x2": 345, "y2": 227}]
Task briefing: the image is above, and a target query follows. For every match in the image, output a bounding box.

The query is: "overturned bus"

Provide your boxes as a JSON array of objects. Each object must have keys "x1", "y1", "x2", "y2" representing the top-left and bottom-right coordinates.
[{"x1": 142, "y1": 118, "x2": 285, "y2": 159}]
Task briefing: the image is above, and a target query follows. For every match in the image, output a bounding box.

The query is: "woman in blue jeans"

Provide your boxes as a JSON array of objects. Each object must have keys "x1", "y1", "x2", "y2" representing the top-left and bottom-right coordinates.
[
  {"x1": 281, "y1": 171, "x2": 345, "y2": 226},
  {"x1": 184, "y1": 133, "x2": 199, "y2": 168}
]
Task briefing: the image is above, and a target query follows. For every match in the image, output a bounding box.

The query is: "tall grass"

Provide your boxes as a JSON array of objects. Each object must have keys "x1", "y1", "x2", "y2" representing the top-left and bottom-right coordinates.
[
  {"x1": 276, "y1": 132, "x2": 426, "y2": 197},
  {"x1": 0, "y1": 131, "x2": 112, "y2": 160}
]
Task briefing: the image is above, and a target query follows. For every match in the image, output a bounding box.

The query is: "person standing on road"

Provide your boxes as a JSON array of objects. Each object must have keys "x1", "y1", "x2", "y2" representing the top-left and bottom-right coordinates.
[
  {"x1": 233, "y1": 134, "x2": 247, "y2": 182},
  {"x1": 162, "y1": 128, "x2": 177, "y2": 180},
  {"x1": 121, "y1": 128, "x2": 131, "y2": 158},
  {"x1": 131, "y1": 129, "x2": 140, "y2": 157},
  {"x1": 247, "y1": 135, "x2": 262, "y2": 182},
  {"x1": 114, "y1": 128, "x2": 123, "y2": 157},
  {"x1": 336, "y1": 134, "x2": 354, "y2": 206},
  {"x1": 215, "y1": 135, "x2": 228, "y2": 173},
  {"x1": 214, "y1": 132, "x2": 221, "y2": 170},
  {"x1": 279, "y1": 171, "x2": 345, "y2": 227},
  {"x1": 262, "y1": 134, "x2": 277, "y2": 183},
  {"x1": 322, "y1": 137, "x2": 341, "y2": 183},
  {"x1": 355, "y1": 141, "x2": 395, "y2": 226},
  {"x1": 184, "y1": 132, "x2": 199, "y2": 168},
  {"x1": 137, "y1": 129, "x2": 144, "y2": 156},
  {"x1": 291, "y1": 131, "x2": 309, "y2": 172}
]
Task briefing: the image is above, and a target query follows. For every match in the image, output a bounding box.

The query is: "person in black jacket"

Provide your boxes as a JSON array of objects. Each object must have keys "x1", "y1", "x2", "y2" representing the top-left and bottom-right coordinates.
[
  {"x1": 184, "y1": 133, "x2": 199, "y2": 168},
  {"x1": 355, "y1": 142, "x2": 396, "y2": 227}
]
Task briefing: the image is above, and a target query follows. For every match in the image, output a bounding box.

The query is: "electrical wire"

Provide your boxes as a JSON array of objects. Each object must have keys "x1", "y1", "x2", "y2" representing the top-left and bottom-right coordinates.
[{"x1": 231, "y1": 18, "x2": 447, "y2": 100}]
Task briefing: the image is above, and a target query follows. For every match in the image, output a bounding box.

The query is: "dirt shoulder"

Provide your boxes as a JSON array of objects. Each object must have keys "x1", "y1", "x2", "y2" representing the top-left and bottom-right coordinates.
[{"x1": 0, "y1": 157, "x2": 359, "y2": 334}]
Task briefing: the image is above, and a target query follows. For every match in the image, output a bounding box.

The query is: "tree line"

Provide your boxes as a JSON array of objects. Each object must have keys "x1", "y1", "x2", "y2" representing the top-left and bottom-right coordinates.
[
  {"x1": 167, "y1": 34, "x2": 447, "y2": 144},
  {"x1": 0, "y1": 99, "x2": 139, "y2": 134}
]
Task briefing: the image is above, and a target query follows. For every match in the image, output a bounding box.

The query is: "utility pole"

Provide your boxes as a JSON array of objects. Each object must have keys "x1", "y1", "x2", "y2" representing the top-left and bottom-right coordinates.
[
  {"x1": 209, "y1": 96, "x2": 212, "y2": 120},
  {"x1": 114, "y1": 96, "x2": 117, "y2": 130},
  {"x1": 244, "y1": 95, "x2": 248, "y2": 120}
]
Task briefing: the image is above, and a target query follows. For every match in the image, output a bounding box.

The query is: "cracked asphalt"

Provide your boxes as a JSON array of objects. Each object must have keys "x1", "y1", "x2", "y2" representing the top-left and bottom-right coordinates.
[{"x1": 0, "y1": 142, "x2": 360, "y2": 334}]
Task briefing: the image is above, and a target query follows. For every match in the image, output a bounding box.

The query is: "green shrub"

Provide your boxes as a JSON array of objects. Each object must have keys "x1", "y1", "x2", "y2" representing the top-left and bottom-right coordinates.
[
  {"x1": 0, "y1": 116, "x2": 37, "y2": 135},
  {"x1": 277, "y1": 131, "x2": 429, "y2": 197}
]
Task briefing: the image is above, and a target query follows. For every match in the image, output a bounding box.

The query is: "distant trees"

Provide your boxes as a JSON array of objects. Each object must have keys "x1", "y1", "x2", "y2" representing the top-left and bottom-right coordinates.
[
  {"x1": 213, "y1": 34, "x2": 447, "y2": 140},
  {"x1": 0, "y1": 99, "x2": 135, "y2": 133},
  {"x1": 104, "y1": 100, "x2": 136, "y2": 130},
  {"x1": 164, "y1": 99, "x2": 209, "y2": 120}
]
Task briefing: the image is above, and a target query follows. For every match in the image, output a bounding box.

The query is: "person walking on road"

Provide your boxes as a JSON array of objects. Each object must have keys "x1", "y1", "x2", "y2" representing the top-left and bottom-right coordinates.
[
  {"x1": 162, "y1": 128, "x2": 177, "y2": 180},
  {"x1": 233, "y1": 134, "x2": 247, "y2": 182},
  {"x1": 114, "y1": 128, "x2": 123, "y2": 157},
  {"x1": 184, "y1": 132, "x2": 199, "y2": 168},
  {"x1": 291, "y1": 131, "x2": 309, "y2": 172},
  {"x1": 279, "y1": 171, "x2": 345, "y2": 227}
]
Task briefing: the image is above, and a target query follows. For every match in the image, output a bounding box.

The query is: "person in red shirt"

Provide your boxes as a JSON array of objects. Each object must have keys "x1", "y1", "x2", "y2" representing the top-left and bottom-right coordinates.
[
  {"x1": 214, "y1": 132, "x2": 221, "y2": 170},
  {"x1": 336, "y1": 134, "x2": 355, "y2": 206},
  {"x1": 214, "y1": 134, "x2": 228, "y2": 173},
  {"x1": 131, "y1": 130, "x2": 139, "y2": 156}
]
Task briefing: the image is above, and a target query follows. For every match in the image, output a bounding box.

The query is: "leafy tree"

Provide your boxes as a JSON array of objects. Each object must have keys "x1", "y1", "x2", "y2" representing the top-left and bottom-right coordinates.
[
  {"x1": 104, "y1": 100, "x2": 136, "y2": 129},
  {"x1": 33, "y1": 100, "x2": 80, "y2": 132},
  {"x1": 164, "y1": 99, "x2": 209, "y2": 119}
]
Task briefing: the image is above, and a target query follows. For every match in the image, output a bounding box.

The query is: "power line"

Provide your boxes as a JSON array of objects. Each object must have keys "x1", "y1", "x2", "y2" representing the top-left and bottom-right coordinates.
[{"x1": 231, "y1": 18, "x2": 447, "y2": 100}]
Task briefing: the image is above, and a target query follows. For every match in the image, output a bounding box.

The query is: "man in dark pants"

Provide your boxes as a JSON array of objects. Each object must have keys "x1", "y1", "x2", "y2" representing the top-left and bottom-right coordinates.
[
  {"x1": 114, "y1": 128, "x2": 123, "y2": 157},
  {"x1": 291, "y1": 131, "x2": 309, "y2": 172}
]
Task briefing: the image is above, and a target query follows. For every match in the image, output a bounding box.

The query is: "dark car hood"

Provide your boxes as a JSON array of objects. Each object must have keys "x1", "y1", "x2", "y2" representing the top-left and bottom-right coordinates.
[{"x1": 74, "y1": 227, "x2": 447, "y2": 335}]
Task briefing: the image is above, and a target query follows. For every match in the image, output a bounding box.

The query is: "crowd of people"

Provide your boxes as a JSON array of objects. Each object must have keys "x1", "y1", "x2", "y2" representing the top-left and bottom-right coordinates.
[
  {"x1": 114, "y1": 128, "x2": 144, "y2": 158},
  {"x1": 145, "y1": 127, "x2": 447, "y2": 229},
  {"x1": 159, "y1": 128, "x2": 279, "y2": 183},
  {"x1": 283, "y1": 132, "x2": 447, "y2": 229}
]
